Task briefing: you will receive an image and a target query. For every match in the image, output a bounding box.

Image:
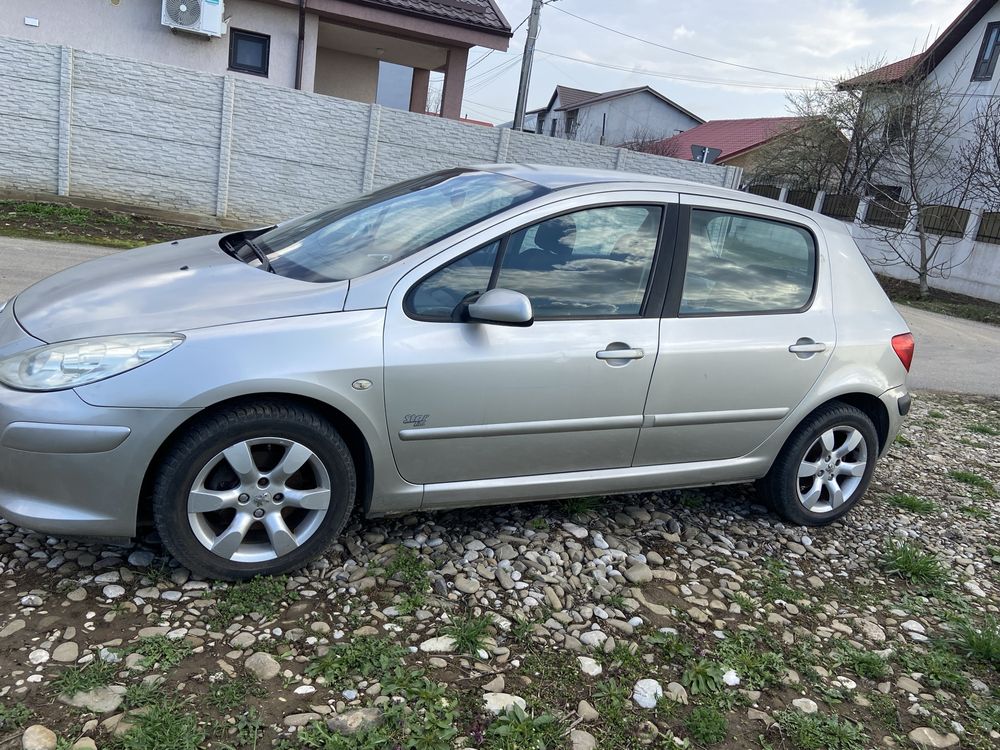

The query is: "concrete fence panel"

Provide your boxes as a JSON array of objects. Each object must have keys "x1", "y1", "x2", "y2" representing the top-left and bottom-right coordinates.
[
  {"x1": 0, "y1": 36, "x2": 61, "y2": 194},
  {"x1": 0, "y1": 35, "x2": 741, "y2": 225}
]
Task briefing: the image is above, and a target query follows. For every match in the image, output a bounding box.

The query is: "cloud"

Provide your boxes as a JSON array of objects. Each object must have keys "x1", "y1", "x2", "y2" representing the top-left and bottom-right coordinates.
[{"x1": 673, "y1": 25, "x2": 695, "y2": 40}]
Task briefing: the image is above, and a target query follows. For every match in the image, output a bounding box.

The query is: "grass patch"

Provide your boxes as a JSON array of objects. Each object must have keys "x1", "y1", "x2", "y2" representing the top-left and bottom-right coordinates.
[
  {"x1": 716, "y1": 631, "x2": 785, "y2": 689},
  {"x1": 129, "y1": 635, "x2": 192, "y2": 670},
  {"x1": 484, "y1": 704, "x2": 563, "y2": 749},
  {"x1": 894, "y1": 434, "x2": 913, "y2": 447},
  {"x1": 681, "y1": 658, "x2": 724, "y2": 695},
  {"x1": 444, "y1": 612, "x2": 493, "y2": 654},
  {"x1": 290, "y1": 669, "x2": 458, "y2": 750},
  {"x1": 384, "y1": 548, "x2": 432, "y2": 614},
  {"x1": 948, "y1": 616, "x2": 1000, "y2": 668},
  {"x1": 686, "y1": 705, "x2": 728, "y2": 745},
  {"x1": 109, "y1": 697, "x2": 205, "y2": 750},
  {"x1": 928, "y1": 409, "x2": 946, "y2": 419},
  {"x1": 968, "y1": 423, "x2": 1000, "y2": 436},
  {"x1": 898, "y1": 646, "x2": 967, "y2": 690},
  {"x1": 0, "y1": 702, "x2": 32, "y2": 730},
  {"x1": 52, "y1": 658, "x2": 120, "y2": 695},
  {"x1": 558, "y1": 496, "x2": 600, "y2": 515},
  {"x1": 948, "y1": 470, "x2": 995, "y2": 495},
  {"x1": 834, "y1": 642, "x2": 889, "y2": 680},
  {"x1": 305, "y1": 635, "x2": 407, "y2": 684},
  {"x1": 213, "y1": 576, "x2": 297, "y2": 626},
  {"x1": 123, "y1": 683, "x2": 163, "y2": 710},
  {"x1": 882, "y1": 541, "x2": 948, "y2": 586},
  {"x1": 777, "y1": 710, "x2": 868, "y2": 750},
  {"x1": 207, "y1": 674, "x2": 267, "y2": 710},
  {"x1": 876, "y1": 274, "x2": 1000, "y2": 326},
  {"x1": 960, "y1": 504, "x2": 990, "y2": 520},
  {"x1": 886, "y1": 493, "x2": 937, "y2": 514}
]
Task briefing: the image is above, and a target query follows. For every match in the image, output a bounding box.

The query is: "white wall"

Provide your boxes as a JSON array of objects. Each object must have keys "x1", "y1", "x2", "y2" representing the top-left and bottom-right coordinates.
[
  {"x1": 0, "y1": 36, "x2": 742, "y2": 224},
  {"x1": 314, "y1": 47, "x2": 378, "y2": 102},
  {"x1": 574, "y1": 94, "x2": 701, "y2": 146},
  {"x1": 0, "y1": 0, "x2": 317, "y2": 91}
]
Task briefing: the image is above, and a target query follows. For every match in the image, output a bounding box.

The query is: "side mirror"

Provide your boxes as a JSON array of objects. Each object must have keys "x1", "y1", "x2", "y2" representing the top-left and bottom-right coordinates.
[{"x1": 466, "y1": 288, "x2": 533, "y2": 327}]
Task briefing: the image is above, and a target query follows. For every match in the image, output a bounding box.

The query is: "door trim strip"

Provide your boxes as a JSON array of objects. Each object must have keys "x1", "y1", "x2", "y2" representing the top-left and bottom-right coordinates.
[
  {"x1": 643, "y1": 407, "x2": 788, "y2": 427},
  {"x1": 399, "y1": 415, "x2": 643, "y2": 441}
]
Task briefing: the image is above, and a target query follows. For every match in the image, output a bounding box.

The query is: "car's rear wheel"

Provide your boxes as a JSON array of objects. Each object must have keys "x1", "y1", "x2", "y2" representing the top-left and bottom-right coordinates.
[
  {"x1": 758, "y1": 402, "x2": 878, "y2": 526},
  {"x1": 152, "y1": 401, "x2": 355, "y2": 580}
]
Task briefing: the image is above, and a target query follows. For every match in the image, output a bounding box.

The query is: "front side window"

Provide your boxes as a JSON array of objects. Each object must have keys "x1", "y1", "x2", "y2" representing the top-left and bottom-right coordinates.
[
  {"x1": 229, "y1": 29, "x2": 270, "y2": 77},
  {"x1": 972, "y1": 22, "x2": 1000, "y2": 81},
  {"x1": 680, "y1": 210, "x2": 815, "y2": 315},
  {"x1": 408, "y1": 205, "x2": 663, "y2": 320},
  {"x1": 251, "y1": 170, "x2": 545, "y2": 283}
]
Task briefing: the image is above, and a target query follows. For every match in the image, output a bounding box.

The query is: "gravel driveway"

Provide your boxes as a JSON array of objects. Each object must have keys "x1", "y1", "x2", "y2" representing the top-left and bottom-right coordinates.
[{"x1": 0, "y1": 393, "x2": 997, "y2": 750}]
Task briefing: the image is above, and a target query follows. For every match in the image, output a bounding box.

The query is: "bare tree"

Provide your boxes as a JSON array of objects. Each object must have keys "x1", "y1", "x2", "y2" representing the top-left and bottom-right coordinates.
[
  {"x1": 748, "y1": 61, "x2": 893, "y2": 194},
  {"x1": 966, "y1": 96, "x2": 1000, "y2": 208},
  {"x1": 861, "y1": 69, "x2": 986, "y2": 296},
  {"x1": 619, "y1": 127, "x2": 682, "y2": 158},
  {"x1": 746, "y1": 116, "x2": 848, "y2": 192}
]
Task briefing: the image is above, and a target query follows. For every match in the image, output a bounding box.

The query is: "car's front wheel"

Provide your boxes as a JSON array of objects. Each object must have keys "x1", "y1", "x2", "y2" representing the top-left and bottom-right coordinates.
[
  {"x1": 759, "y1": 402, "x2": 878, "y2": 526},
  {"x1": 152, "y1": 401, "x2": 356, "y2": 580}
]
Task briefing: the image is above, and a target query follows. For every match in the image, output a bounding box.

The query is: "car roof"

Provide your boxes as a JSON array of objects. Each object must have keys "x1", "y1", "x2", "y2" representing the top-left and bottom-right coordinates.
[{"x1": 473, "y1": 163, "x2": 851, "y2": 235}]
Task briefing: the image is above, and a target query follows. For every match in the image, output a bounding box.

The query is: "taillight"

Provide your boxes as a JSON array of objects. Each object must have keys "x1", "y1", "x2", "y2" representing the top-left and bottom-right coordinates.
[{"x1": 892, "y1": 333, "x2": 914, "y2": 372}]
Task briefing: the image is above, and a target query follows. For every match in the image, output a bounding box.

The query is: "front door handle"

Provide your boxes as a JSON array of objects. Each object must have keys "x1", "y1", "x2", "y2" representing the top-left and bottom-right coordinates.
[
  {"x1": 788, "y1": 338, "x2": 827, "y2": 355},
  {"x1": 597, "y1": 347, "x2": 644, "y2": 361}
]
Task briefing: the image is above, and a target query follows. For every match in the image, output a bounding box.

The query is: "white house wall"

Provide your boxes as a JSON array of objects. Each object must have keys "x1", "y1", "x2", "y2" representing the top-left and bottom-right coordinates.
[
  {"x1": 0, "y1": 0, "x2": 318, "y2": 91},
  {"x1": 574, "y1": 94, "x2": 701, "y2": 146}
]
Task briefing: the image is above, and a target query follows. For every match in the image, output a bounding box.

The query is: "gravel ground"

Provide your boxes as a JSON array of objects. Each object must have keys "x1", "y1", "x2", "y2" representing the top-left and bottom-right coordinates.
[{"x1": 0, "y1": 392, "x2": 997, "y2": 750}]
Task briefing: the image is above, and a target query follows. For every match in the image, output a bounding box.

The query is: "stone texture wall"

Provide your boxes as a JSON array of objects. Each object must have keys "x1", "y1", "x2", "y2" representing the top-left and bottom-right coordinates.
[{"x1": 0, "y1": 36, "x2": 742, "y2": 223}]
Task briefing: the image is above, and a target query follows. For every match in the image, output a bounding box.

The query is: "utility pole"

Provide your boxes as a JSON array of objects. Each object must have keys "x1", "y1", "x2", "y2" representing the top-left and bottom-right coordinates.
[{"x1": 512, "y1": 0, "x2": 544, "y2": 132}]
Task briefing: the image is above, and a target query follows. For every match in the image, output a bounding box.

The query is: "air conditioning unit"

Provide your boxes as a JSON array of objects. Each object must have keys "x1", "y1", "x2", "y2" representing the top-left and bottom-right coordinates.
[{"x1": 162, "y1": 0, "x2": 225, "y2": 38}]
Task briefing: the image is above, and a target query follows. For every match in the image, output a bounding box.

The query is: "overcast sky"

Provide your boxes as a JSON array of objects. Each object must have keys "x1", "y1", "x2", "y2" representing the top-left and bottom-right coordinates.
[{"x1": 458, "y1": 0, "x2": 970, "y2": 124}]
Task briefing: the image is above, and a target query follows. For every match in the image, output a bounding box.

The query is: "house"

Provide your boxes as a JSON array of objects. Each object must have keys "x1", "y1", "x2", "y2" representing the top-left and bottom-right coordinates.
[
  {"x1": 652, "y1": 117, "x2": 820, "y2": 169},
  {"x1": 522, "y1": 85, "x2": 703, "y2": 146},
  {"x1": 0, "y1": 0, "x2": 512, "y2": 119}
]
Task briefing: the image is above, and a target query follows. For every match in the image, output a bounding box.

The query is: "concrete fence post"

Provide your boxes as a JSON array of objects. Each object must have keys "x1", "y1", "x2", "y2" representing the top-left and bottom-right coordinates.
[
  {"x1": 362, "y1": 104, "x2": 381, "y2": 192},
  {"x1": 855, "y1": 198, "x2": 869, "y2": 225},
  {"x1": 812, "y1": 190, "x2": 826, "y2": 214},
  {"x1": 496, "y1": 127, "x2": 510, "y2": 163},
  {"x1": 778, "y1": 186, "x2": 789, "y2": 203},
  {"x1": 57, "y1": 46, "x2": 73, "y2": 196},
  {"x1": 215, "y1": 76, "x2": 236, "y2": 218}
]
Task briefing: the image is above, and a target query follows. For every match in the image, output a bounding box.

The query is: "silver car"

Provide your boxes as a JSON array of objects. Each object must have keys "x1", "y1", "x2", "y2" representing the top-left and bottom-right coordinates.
[{"x1": 0, "y1": 165, "x2": 913, "y2": 579}]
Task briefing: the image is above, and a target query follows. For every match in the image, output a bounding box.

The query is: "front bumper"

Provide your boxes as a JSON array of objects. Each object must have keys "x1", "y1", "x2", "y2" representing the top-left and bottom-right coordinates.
[{"x1": 0, "y1": 386, "x2": 197, "y2": 537}]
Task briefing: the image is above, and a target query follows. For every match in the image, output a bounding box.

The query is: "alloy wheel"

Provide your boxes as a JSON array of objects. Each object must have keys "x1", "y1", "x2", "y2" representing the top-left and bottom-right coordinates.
[
  {"x1": 186, "y1": 437, "x2": 331, "y2": 563},
  {"x1": 796, "y1": 426, "x2": 868, "y2": 514}
]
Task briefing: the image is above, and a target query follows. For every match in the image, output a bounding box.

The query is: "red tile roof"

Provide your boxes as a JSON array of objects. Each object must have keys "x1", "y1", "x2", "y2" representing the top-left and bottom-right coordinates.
[
  {"x1": 655, "y1": 117, "x2": 815, "y2": 163},
  {"x1": 839, "y1": 53, "x2": 926, "y2": 87}
]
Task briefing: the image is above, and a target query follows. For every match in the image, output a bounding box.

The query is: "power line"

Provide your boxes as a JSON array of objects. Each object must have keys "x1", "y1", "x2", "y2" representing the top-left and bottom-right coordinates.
[
  {"x1": 535, "y1": 49, "x2": 813, "y2": 91},
  {"x1": 550, "y1": 5, "x2": 833, "y2": 84},
  {"x1": 467, "y1": 14, "x2": 530, "y2": 72}
]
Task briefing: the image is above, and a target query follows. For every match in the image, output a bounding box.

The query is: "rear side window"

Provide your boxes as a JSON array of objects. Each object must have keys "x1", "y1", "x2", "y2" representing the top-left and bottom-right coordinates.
[{"x1": 680, "y1": 210, "x2": 815, "y2": 315}]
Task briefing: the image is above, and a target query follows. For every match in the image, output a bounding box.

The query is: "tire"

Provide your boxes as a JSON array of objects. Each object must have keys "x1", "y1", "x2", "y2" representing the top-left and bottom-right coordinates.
[
  {"x1": 758, "y1": 402, "x2": 878, "y2": 527},
  {"x1": 152, "y1": 401, "x2": 356, "y2": 580}
]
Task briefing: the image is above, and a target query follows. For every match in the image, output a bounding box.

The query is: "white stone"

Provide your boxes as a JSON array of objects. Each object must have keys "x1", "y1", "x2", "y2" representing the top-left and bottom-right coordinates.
[
  {"x1": 632, "y1": 679, "x2": 663, "y2": 709},
  {"x1": 901, "y1": 620, "x2": 926, "y2": 634},
  {"x1": 483, "y1": 693, "x2": 526, "y2": 715},
  {"x1": 576, "y1": 656, "x2": 603, "y2": 677},
  {"x1": 28, "y1": 649, "x2": 49, "y2": 665},
  {"x1": 722, "y1": 669, "x2": 740, "y2": 686},
  {"x1": 419, "y1": 636, "x2": 457, "y2": 654},
  {"x1": 21, "y1": 725, "x2": 57, "y2": 750},
  {"x1": 102, "y1": 585, "x2": 126, "y2": 599},
  {"x1": 792, "y1": 698, "x2": 819, "y2": 714}
]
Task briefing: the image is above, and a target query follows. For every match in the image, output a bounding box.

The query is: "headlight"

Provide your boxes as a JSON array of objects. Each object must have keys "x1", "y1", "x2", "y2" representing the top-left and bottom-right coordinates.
[{"x1": 0, "y1": 334, "x2": 184, "y2": 391}]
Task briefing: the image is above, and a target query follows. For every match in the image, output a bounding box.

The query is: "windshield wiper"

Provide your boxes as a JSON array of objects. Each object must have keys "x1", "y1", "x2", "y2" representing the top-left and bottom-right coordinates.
[{"x1": 242, "y1": 236, "x2": 274, "y2": 273}]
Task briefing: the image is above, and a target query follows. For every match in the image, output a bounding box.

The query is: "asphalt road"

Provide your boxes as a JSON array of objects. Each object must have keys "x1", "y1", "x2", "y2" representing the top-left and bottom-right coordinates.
[{"x1": 0, "y1": 234, "x2": 997, "y2": 396}]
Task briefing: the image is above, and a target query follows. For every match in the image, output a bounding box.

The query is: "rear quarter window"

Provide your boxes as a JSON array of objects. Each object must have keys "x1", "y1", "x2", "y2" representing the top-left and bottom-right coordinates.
[{"x1": 680, "y1": 209, "x2": 816, "y2": 315}]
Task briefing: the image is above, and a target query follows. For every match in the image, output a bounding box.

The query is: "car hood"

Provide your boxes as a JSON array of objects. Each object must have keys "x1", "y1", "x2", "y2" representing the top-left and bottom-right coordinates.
[{"x1": 14, "y1": 234, "x2": 349, "y2": 342}]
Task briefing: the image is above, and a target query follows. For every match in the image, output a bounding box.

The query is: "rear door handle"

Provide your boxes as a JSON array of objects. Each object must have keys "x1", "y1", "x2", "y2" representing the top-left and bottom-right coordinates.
[
  {"x1": 597, "y1": 348, "x2": 644, "y2": 360},
  {"x1": 788, "y1": 338, "x2": 827, "y2": 354}
]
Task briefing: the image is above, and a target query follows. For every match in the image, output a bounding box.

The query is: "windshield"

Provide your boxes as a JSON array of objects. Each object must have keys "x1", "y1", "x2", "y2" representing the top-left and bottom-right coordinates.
[{"x1": 249, "y1": 170, "x2": 547, "y2": 282}]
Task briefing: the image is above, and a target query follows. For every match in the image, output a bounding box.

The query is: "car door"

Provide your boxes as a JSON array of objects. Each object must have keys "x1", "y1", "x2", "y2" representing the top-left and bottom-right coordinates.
[
  {"x1": 634, "y1": 195, "x2": 836, "y2": 466},
  {"x1": 383, "y1": 194, "x2": 677, "y2": 485}
]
